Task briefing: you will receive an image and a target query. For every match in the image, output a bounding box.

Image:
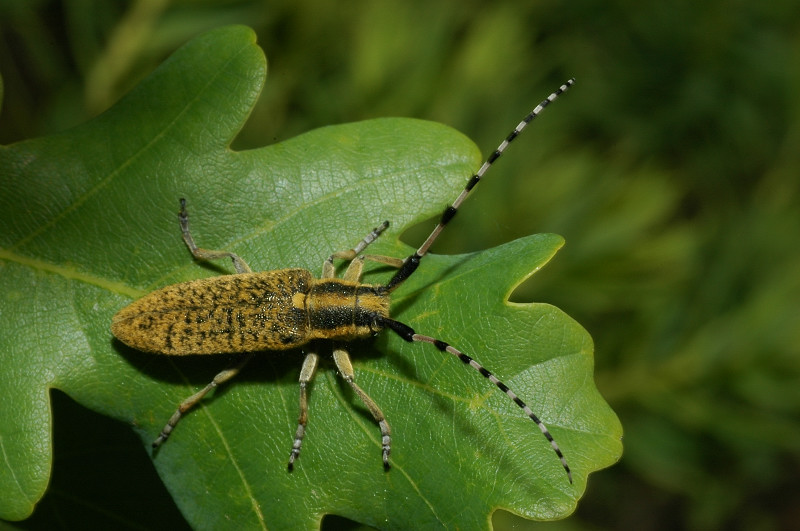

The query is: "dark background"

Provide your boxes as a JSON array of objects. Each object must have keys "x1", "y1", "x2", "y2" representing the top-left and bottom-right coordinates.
[{"x1": 2, "y1": 1, "x2": 799, "y2": 529}]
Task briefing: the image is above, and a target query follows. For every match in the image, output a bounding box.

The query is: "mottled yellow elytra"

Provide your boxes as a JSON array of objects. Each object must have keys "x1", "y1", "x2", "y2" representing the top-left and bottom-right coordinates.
[
  {"x1": 111, "y1": 270, "x2": 390, "y2": 354},
  {"x1": 111, "y1": 79, "x2": 575, "y2": 483}
]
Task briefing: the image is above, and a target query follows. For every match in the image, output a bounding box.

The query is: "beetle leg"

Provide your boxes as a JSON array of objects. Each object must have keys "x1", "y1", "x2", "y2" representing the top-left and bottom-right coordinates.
[
  {"x1": 288, "y1": 351, "x2": 320, "y2": 470},
  {"x1": 152, "y1": 352, "x2": 254, "y2": 448},
  {"x1": 333, "y1": 347, "x2": 391, "y2": 469},
  {"x1": 323, "y1": 221, "x2": 390, "y2": 277},
  {"x1": 179, "y1": 198, "x2": 253, "y2": 274}
]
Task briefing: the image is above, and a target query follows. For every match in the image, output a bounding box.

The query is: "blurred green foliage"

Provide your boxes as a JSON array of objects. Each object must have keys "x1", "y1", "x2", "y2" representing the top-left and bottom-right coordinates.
[{"x1": 1, "y1": 0, "x2": 798, "y2": 529}]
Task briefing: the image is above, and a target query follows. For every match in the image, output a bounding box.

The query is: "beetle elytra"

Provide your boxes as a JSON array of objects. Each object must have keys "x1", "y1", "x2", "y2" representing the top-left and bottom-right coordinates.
[{"x1": 111, "y1": 79, "x2": 575, "y2": 483}]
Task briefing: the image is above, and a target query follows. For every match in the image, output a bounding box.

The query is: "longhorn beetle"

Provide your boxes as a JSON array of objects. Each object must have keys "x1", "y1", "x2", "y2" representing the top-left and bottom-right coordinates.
[{"x1": 111, "y1": 79, "x2": 575, "y2": 483}]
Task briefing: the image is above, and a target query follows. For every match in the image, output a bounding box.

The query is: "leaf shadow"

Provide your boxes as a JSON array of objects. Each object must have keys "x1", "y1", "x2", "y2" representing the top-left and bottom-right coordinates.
[
  {"x1": 387, "y1": 258, "x2": 465, "y2": 318},
  {"x1": 113, "y1": 338, "x2": 300, "y2": 388}
]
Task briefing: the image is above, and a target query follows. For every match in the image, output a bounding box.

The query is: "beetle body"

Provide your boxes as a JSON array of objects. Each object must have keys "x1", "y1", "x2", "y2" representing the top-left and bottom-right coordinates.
[{"x1": 111, "y1": 269, "x2": 389, "y2": 355}]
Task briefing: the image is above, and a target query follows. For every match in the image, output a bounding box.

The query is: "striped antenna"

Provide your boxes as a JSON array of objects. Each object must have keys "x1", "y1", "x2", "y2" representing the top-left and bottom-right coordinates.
[
  {"x1": 386, "y1": 78, "x2": 575, "y2": 291},
  {"x1": 382, "y1": 318, "x2": 573, "y2": 483}
]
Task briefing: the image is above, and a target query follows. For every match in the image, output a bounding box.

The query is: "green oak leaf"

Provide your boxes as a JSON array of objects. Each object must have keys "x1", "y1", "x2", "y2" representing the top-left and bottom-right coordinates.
[{"x1": 0, "y1": 25, "x2": 621, "y2": 529}]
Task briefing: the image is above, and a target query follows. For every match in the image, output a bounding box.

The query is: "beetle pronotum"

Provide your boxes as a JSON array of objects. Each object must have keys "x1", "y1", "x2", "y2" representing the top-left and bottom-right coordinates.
[{"x1": 111, "y1": 79, "x2": 575, "y2": 483}]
